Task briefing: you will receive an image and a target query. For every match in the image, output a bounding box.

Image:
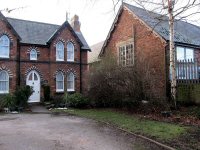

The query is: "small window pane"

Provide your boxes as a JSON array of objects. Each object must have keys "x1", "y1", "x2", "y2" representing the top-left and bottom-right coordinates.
[
  {"x1": 67, "y1": 73, "x2": 74, "y2": 91},
  {"x1": 34, "y1": 73, "x2": 38, "y2": 81},
  {"x1": 0, "y1": 71, "x2": 9, "y2": 93},
  {"x1": 56, "y1": 72, "x2": 64, "y2": 91},
  {"x1": 0, "y1": 35, "x2": 10, "y2": 58},
  {"x1": 176, "y1": 47, "x2": 185, "y2": 61},
  {"x1": 67, "y1": 42, "x2": 74, "y2": 61},
  {"x1": 56, "y1": 42, "x2": 64, "y2": 61},
  {"x1": 30, "y1": 49, "x2": 37, "y2": 60},
  {"x1": 28, "y1": 73, "x2": 32, "y2": 80},
  {"x1": 118, "y1": 43, "x2": 134, "y2": 66},
  {"x1": 186, "y1": 48, "x2": 194, "y2": 60}
]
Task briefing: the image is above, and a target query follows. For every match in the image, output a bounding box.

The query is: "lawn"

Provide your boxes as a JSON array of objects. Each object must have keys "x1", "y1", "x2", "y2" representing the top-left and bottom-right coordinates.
[{"x1": 54, "y1": 108, "x2": 188, "y2": 140}]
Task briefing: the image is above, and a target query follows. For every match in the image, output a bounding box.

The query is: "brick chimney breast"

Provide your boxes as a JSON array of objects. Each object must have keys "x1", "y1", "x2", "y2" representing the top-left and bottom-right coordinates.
[{"x1": 71, "y1": 15, "x2": 81, "y2": 32}]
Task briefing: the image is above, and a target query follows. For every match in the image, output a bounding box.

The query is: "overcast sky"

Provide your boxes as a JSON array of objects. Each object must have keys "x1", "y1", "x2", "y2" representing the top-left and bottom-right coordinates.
[
  {"x1": 1, "y1": 0, "x2": 200, "y2": 46},
  {"x1": 0, "y1": 0, "x2": 121, "y2": 46}
]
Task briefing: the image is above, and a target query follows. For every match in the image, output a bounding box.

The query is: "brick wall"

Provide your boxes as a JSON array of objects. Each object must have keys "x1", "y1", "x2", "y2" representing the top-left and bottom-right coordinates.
[
  {"x1": 0, "y1": 18, "x2": 19, "y2": 93},
  {"x1": 0, "y1": 17, "x2": 88, "y2": 98},
  {"x1": 104, "y1": 8, "x2": 167, "y2": 98}
]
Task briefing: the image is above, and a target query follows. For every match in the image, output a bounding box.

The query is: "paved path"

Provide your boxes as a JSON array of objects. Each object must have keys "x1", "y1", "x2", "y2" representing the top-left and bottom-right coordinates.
[
  {"x1": 30, "y1": 105, "x2": 50, "y2": 113},
  {"x1": 0, "y1": 113, "x2": 164, "y2": 150}
]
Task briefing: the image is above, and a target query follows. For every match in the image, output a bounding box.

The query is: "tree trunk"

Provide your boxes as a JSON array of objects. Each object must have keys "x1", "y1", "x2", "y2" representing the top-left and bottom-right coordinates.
[{"x1": 168, "y1": 1, "x2": 177, "y2": 109}]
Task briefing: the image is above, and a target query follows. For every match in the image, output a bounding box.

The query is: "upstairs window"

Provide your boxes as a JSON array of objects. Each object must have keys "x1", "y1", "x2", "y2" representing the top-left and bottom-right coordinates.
[
  {"x1": 67, "y1": 42, "x2": 74, "y2": 61},
  {"x1": 0, "y1": 35, "x2": 10, "y2": 58},
  {"x1": 0, "y1": 70, "x2": 9, "y2": 93},
  {"x1": 67, "y1": 72, "x2": 75, "y2": 91},
  {"x1": 119, "y1": 43, "x2": 134, "y2": 66},
  {"x1": 56, "y1": 72, "x2": 64, "y2": 92},
  {"x1": 56, "y1": 41, "x2": 64, "y2": 61},
  {"x1": 176, "y1": 47, "x2": 197, "y2": 79},
  {"x1": 176, "y1": 47, "x2": 194, "y2": 61},
  {"x1": 30, "y1": 49, "x2": 37, "y2": 60}
]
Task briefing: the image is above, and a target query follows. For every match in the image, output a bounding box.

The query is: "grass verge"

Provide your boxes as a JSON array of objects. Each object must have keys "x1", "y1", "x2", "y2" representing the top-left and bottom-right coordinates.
[{"x1": 53, "y1": 108, "x2": 188, "y2": 141}]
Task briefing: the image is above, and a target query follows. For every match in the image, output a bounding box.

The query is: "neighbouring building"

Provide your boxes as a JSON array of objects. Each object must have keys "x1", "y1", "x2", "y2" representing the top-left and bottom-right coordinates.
[
  {"x1": 89, "y1": 41, "x2": 104, "y2": 64},
  {"x1": 99, "y1": 3, "x2": 200, "y2": 102},
  {"x1": 0, "y1": 12, "x2": 90, "y2": 103}
]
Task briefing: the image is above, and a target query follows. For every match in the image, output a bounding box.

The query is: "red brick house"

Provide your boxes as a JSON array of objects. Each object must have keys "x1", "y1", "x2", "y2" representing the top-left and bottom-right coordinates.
[
  {"x1": 99, "y1": 3, "x2": 200, "y2": 99},
  {"x1": 0, "y1": 12, "x2": 90, "y2": 103}
]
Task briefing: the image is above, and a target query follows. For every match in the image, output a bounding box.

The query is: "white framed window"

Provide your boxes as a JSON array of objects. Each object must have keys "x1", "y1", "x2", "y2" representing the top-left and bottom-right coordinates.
[
  {"x1": 176, "y1": 46, "x2": 194, "y2": 61},
  {"x1": 30, "y1": 49, "x2": 37, "y2": 60},
  {"x1": 0, "y1": 70, "x2": 9, "y2": 94},
  {"x1": 67, "y1": 72, "x2": 75, "y2": 91},
  {"x1": 56, "y1": 41, "x2": 64, "y2": 61},
  {"x1": 56, "y1": 72, "x2": 64, "y2": 92},
  {"x1": 176, "y1": 47, "x2": 196, "y2": 79},
  {"x1": 67, "y1": 42, "x2": 74, "y2": 62},
  {"x1": 0, "y1": 35, "x2": 10, "y2": 58},
  {"x1": 119, "y1": 43, "x2": 134, "y2": 66}
]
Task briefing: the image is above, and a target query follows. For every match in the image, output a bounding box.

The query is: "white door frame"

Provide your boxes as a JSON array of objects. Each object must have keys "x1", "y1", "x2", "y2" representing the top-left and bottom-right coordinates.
[{"x1": 26, "y1": 70, "x2": 40, "y2": 103}]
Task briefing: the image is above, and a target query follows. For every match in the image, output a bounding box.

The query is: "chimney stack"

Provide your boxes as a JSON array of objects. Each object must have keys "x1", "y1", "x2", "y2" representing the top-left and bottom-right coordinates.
[
  {"x1": 71, "y1": 14, "x2": 81, "y2": 32},
  {"x1": 66, "y1": 12, "x2": 69, "y2": 21}
]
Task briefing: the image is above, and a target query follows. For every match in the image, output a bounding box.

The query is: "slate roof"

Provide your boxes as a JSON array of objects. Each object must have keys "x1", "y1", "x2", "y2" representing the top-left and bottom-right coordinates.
[
  {"x1": 6, "y1": 17, "x2": 90, "y2": 50},
  {"x1": 124, "y1": 3, "x2": 200, "y2": 47},
  {"x1": 89, "y1": 41, "x2": 104, "y2": 63}
]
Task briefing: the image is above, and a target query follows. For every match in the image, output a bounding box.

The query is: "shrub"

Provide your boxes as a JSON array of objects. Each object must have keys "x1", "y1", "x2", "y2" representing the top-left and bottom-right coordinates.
[
  {"x1": 89, "y1": 52, "x2": 168, "y2": 110},
  {"x1": 51, "y1": 94, "x2": 64, "y2": 108},
  {"x1": 63, "y1": 93, "x2": 90, "y2": 108},
  {"x1": 43, "y1": 85, "x2": 50, "y2": 102},
  {"x1": 0, "y1": 94, "x2": 16, "y2": 110},
  {"x1": 15, "y1": 85, "x2": 33, "y2": 108},
  {"x1": 0, "y1": 95, "x2": 7, "y2": 111}
]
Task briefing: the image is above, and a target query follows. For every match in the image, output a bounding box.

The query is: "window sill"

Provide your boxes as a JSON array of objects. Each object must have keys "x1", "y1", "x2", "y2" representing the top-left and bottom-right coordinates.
[
  {"x1": 67, "y1": 60, "x2": 74, "y2": 62},
  {"x1": 0, "y1": 56, "x2": 9, "y2": 59},
  {"x1": 56, "y1": 90, "x2": 64, "y2": 93},
  {"x1": 56, "y1": 59, "x2": 64, "y2": 61},
  {"x1": 67, "y1": 89, "x2": 75, "y2": 92},
  {"x1": 0, "y1": 91, "x2": 9, "y2": 94}
]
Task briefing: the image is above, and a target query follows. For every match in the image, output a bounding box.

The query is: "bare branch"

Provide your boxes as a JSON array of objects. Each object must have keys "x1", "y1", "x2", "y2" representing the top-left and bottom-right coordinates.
[{"x1": 0, "y1": 6, "x2": 27, "y2": 13}]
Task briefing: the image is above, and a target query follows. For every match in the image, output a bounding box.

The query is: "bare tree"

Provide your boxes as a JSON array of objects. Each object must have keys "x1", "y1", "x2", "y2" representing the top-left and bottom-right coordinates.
[{"x1": 95, "y1": 0, "x2": 200, "y2": 108}]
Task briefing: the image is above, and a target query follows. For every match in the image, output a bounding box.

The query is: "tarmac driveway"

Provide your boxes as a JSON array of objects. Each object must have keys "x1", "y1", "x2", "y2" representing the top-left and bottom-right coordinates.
[{"x1": 0, "y1": 113, "x2": 164, "y2": 150}]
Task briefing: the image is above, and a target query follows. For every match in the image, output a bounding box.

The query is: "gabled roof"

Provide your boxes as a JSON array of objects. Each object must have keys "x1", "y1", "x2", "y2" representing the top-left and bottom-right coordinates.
[
  {"x1": 75, "y1": 31, "x2": 90, "y2": 50},
  {"x1": 100, "y1": 3, "x2": 200, "y2": 56},
  {"x1": 0, "y1": 12, "x2": 21, "y2": 40},
  {"x1": 89, "y1": 41, "x2": 104, "y2": 63},
  {"x1": 124, "y1": 3, "x2": 200, "y2": 47},
  {"x1": 47, "y1": 21, "x2": 83, "y2": 46},
  {"x1": 6, "y1": 17, "x2": 90, "y2": 50},
  {"x1": 7, "y1": 18, "x2": 59, "y2": 45}
]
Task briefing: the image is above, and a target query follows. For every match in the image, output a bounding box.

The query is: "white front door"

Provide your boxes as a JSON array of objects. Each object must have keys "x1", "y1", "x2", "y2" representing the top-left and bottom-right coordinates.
[{"x1": 26, "y1": 70, "x2": 40, "y2": 103}]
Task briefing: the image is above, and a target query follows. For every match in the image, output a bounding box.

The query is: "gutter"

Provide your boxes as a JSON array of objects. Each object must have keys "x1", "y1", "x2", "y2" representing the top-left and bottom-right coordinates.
[{"x1": 167, "y1": 40, "x2": 200, "y2": 49}]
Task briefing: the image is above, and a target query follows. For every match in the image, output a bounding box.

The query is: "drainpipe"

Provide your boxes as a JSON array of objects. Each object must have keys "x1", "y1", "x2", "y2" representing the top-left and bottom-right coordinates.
[
  {"x1": 80, "y1": 49, "x2": 82, "y2": 93},
  {"x1": 165, "y1": 42, "x2": 170, "y2": 99},
  {"x1": 17, "y1": 39, "x2": 21, "y2": 86}
]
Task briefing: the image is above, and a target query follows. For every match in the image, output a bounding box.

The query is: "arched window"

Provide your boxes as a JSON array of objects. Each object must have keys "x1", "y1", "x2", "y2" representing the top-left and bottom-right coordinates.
[
  {"x1": 0, "y1": 70, "x2": 9, "y2": 93},
  {"x1": 67, "y1": 42, "x2": 74, "y2": 61},
  {"x1": 0, "y1": 35, "x2": 10, "y2": 58},
  {"x1": 30, "y1": 49, "x2": 37, "y2": 60},
  {"x1": 56, "y1": 72, "x2": 64, "y2": 92},
  {"x1": 67, "y1": 72, "x2": 75, "y2": 91},
  {"x1": 56, "y1": 41, "x2": 64, "y2": 61}
]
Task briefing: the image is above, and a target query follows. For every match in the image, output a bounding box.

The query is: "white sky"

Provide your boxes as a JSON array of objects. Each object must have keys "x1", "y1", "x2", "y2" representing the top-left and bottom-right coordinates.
[
  {"x1": 0, "y1": 0, "x2": 199, "y2": 46},
  {"x1": 0, "y1": 0, "x2": 120, "y2": 46}
]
